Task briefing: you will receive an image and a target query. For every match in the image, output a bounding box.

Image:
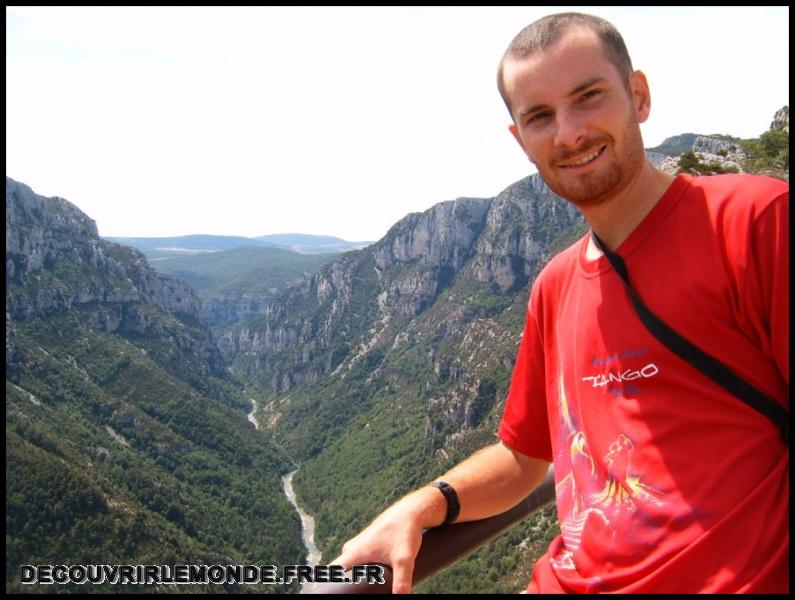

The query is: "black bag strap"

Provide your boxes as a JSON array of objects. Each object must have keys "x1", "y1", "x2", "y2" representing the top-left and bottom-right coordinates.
[{"x1": 591, "y1": 232, "x2": 788, "y2": 445}]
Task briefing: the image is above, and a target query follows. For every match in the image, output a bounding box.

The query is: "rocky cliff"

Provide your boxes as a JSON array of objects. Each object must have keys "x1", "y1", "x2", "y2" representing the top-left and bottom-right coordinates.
[
  {"x1": 650, "y1": 134, "x2": 744, "y2": 175},
  {"x1": 646, "y1": 133, "x2": 700, "y2": 158},
  {"x1": 6, "y1": 177, "x2": 224, "y2": 376},
  {"x1": 770, "y1": 105, "x2": 789, "y2": 132}
]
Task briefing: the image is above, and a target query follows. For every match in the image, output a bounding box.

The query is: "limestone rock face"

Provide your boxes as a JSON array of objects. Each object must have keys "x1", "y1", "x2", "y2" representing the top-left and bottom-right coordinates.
[
  {"x1": 373, "y1": 198, "x2": 491, "y2": 271},
  {"x1": 6, "y1": 177, "x2": 223, "y2": 374},
  {"x1": 692, "y1": 135, "x2": 741, "y2": 157},
  {"x1": 653, "y1": 135, "x2": 745, "y2": 175},
  {"x1": 6, "y1": 178, "x2": 201, "y2": 321},
  {"x1": 770, "y1": 106, "x2": 789, "y2": 132},
  {"x1": 6, "y1": 178, "x2": 100, "y2": 279},
  {"x1": 468, "y1": 176, "x2": 580, "y2": 292}
]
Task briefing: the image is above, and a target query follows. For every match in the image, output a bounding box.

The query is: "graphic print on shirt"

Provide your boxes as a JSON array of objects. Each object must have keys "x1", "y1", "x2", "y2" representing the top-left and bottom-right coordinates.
[{"x1": 552, "y1": 371, "x2": 665, "y2": 572}]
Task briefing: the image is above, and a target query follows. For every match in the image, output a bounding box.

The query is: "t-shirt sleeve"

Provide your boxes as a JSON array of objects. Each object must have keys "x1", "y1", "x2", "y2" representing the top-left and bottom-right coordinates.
[
  {"x1": 498, "y1": 285, "x2": 553, "y2": 462},
  {"x1": 750, "y1": 190, "x2": 789, "y2": 386}
]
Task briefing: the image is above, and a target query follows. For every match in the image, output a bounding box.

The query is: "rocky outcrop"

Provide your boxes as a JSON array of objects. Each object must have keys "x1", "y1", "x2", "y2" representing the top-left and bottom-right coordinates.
[
  {"x1": 645, "y1": 133, "x2": 700, "y2": 158},
  {"x1": 6, "y1": 178, "x2": 201, "y2": 322},
  {"x1": 468, "y1": 176, "x2": 580, "y2": 291},
  {"x1": 6, "y1": 177, "x2": 224, "y2": 374},
  {"x1": 373, "y1": 198, "x2": 491, "y2": 271},
  {"x1": 653, "y1": 135, "x2": 745, "y2": 176},
  {"x1": 7, "y1": 179, "x2": 100, "y2": 280},
  {"x1": 770, "y1": 106, "x2": 789, "y2": 132},
  {"x1": 371, "y1": 197, "x2": 492, "y2": 318},
  {"x1": 692, "y1": 135, "x2": 741, "y2": 157}
]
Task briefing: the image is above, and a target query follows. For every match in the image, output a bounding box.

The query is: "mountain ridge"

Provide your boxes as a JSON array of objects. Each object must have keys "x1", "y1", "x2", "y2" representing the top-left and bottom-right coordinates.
[{"x1": 107, "y1": 233, "x2": 372, "y2": 256}]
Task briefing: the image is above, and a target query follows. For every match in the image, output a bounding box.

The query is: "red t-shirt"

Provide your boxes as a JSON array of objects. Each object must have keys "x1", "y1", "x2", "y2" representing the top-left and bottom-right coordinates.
[{"x1": 498, "y1": 173, "x2": 789, "y2": 593}]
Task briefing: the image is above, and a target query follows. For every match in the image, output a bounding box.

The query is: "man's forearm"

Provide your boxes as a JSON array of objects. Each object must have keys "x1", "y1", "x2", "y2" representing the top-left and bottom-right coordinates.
[
  {"x1": 405, "y1": 441, "x2": 550, "y2": 529},
  {"x1": 332, "y1": 441, "x2": 550, "y2": 594}
]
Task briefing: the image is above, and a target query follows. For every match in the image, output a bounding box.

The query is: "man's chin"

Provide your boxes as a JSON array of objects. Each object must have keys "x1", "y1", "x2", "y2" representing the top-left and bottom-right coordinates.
[
  {"x1": 565, "y1": 191, "x2": 613, "y2": 209},
  {"x1": 543, "y1": 168, "x2": 624, "y2": 208},
  {"x1": 546, "y1": 181, "x2": 613, "y2": 208}
]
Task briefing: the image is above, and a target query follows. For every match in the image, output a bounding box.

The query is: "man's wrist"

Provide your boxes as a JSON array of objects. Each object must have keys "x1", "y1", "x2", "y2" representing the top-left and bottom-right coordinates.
[
  {"x1": 428, "y1": 481, "x2": 460, "y2": 525},
  {"x1": 398, "y1": 485, "x2": 449, "y2": 530}
]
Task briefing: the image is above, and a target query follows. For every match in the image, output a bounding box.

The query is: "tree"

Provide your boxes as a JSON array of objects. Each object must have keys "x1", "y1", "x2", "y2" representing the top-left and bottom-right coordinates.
[{"x1": 741, "y1": 129, "x2": 789, "y2": 179}]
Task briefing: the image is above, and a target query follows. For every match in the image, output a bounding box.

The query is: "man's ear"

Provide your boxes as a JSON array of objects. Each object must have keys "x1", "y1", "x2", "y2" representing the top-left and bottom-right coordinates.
[
  {"x1": 629, "y1": 70, "x2": 651, "y2": 124},
  {"x1": 508, "y1": 123, "x2": 537, "y2": 165}
]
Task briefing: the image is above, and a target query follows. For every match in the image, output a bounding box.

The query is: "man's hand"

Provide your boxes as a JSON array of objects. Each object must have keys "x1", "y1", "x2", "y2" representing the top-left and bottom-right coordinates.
[
  {"x1": 330, "y1": 442, "x2": 549, "y2": 594},
  {"x1": 331, "y1": 485, "x2": 444, "y2": 594}
]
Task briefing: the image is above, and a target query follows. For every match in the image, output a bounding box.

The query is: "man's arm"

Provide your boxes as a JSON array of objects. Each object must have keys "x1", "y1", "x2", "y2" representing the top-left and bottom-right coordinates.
[{"x1": 332, "y1": 441, "x2": 550, "y2": 594}]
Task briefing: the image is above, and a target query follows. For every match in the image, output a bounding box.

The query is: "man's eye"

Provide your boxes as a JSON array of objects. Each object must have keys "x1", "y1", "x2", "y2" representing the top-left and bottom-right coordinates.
[
  {"x1": 581, "y1": 89, "x2": 602, "y2": 101},
  {"x1": 527, "y1": 111, "x2": 552, "y2": 125}
]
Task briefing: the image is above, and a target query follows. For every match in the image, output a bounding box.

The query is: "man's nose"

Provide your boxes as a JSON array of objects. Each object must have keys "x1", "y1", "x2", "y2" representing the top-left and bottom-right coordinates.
[{"x1": 553, "y1": 109, "x2": 587, "y2": 149}]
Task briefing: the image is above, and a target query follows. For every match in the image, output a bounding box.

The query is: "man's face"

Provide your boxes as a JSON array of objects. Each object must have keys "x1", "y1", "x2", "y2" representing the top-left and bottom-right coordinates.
[{"x1": 503, "y1": 26, "x2": 649, "y2": 208}]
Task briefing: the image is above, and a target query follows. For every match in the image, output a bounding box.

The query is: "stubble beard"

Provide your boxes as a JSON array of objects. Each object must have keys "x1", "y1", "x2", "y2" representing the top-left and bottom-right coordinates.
[{"x1": 541, "y1": 123, "x2": 646, "y2": 210}]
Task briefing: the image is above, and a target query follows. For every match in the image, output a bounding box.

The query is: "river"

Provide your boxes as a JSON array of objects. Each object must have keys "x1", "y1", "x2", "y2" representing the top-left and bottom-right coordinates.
[
  {"x1": 248, "y1": 399, "x2": 322, "y2": 567},
  {"x1": 282, "y1": 470, "x2": 322, "y2": 566}
]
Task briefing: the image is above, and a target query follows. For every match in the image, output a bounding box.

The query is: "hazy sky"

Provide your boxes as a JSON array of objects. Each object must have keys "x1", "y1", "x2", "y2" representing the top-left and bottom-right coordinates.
[{"x1": 6, "y1": 6, "x2": 789, "y2": 242}]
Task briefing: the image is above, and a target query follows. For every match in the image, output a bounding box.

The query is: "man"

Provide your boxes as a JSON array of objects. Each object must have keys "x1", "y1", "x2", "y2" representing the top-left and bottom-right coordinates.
[{"x1": 334, "y1": 12, "x2": 788, "y2": 593}]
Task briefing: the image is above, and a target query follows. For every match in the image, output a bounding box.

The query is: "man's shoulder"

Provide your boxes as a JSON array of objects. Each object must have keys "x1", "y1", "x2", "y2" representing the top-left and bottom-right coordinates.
[{"x1": 686, "y1": 173, "x2": 788, "y2": 208}]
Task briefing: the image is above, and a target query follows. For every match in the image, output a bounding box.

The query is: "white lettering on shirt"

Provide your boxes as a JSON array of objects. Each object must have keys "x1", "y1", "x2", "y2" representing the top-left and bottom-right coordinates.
[{"x1": 582, "y1": 363, "x2": 660, "y2": 388}]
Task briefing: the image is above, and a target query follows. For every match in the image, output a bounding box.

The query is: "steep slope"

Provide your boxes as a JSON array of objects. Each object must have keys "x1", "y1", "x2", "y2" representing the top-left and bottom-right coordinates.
[
  {"x1": 221, "y1": 174, "x2": 585, "y2": 592},
  {"x1": 5, "y1": 178, "x2": 303, "y2": 593}
]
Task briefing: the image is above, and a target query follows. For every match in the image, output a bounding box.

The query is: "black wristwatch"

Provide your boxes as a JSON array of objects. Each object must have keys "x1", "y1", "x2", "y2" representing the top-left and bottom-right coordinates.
[{"x1": 429, "y1": 481, "x2": 460, "y2": 526}]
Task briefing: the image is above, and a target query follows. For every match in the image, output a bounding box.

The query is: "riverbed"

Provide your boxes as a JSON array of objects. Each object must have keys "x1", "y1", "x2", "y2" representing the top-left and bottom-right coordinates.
[
  {"x1": 247, "y1": 399, "x2": 322, "y2": 567},
  {"x1": 282, "y1": 470, "x2": 322, "y2": 566}
]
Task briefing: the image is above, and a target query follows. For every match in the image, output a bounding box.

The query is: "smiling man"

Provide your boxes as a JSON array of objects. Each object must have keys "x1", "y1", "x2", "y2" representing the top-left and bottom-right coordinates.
[{"x1": 334, "y1": 12, "x2": 788, "y2": 593}]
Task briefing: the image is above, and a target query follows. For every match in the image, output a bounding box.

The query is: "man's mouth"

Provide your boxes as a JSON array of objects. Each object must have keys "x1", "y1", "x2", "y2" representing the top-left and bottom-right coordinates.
[{"x1": 558, "y1": 145, "x2": 606, "y2": 168}]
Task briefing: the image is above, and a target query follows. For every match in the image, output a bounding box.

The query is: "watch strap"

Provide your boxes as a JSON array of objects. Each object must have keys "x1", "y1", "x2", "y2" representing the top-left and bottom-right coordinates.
[{"x1": 429, "y1": 481, "x2": 460, "y2": 526}]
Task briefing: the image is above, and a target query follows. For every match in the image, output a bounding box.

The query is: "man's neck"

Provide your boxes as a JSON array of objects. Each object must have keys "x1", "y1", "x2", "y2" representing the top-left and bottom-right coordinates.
[{"x1": 582, "y1": 161, "x2": 675, "y2": 258}]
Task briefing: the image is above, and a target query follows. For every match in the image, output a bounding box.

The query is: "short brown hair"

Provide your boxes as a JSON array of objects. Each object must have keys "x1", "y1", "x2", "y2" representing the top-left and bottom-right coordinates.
[{"x1": 497, "y1": 13, "x2": 634, "y2": 118}]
